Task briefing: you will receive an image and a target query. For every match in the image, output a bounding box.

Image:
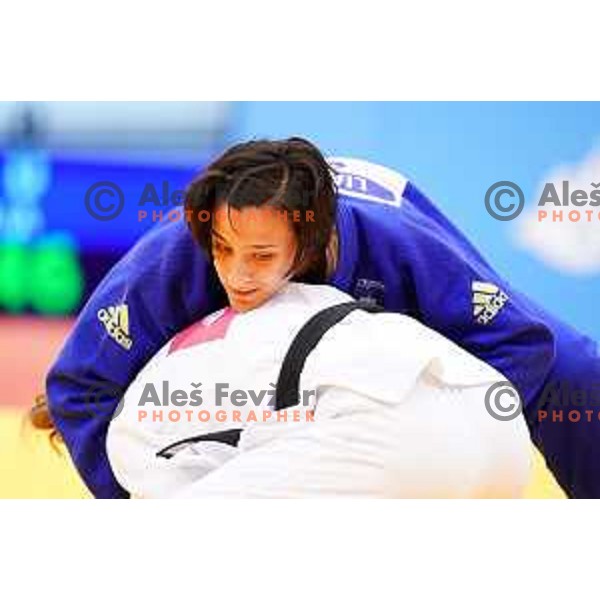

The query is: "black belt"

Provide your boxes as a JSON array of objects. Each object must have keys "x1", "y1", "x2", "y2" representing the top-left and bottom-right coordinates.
[{"x1": 156, "y1": 300, "x2": 385, "y2": 459}]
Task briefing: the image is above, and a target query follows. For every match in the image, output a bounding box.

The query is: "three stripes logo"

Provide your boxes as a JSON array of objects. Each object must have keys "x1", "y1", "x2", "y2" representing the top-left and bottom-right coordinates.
[
  {"x1": 97, "y1": 303, "x2": 133, "y2": 350},
  {"x1": 472, "y1": 281, "x2": 509, "y2": 325}
]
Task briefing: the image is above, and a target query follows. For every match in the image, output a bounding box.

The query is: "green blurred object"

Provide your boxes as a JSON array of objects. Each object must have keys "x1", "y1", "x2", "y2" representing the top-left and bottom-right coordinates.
[
  {"x1": 29, "y1": 236, "x2": 84, "y2": 315},
  {"x1": 0, "y1": 242, "x2": 29, "y2": 312},
  {"x1": 0, "y1": 236, "x2": 84, "y2": 315}
]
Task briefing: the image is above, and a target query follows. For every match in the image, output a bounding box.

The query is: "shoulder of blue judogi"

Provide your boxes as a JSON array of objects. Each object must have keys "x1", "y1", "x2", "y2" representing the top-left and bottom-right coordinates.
[{"x1": 334, "y1": 167, "x2": 556, "y2": 408}]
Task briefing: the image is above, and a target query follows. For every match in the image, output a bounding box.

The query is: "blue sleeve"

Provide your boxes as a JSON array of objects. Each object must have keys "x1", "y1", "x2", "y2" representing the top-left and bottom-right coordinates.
[
  {"x1": 379, "y1": 182, "x2": 556, "y2": 407},
  {"x1": 46, "y1": 218, "x2": 221, "y2": 498},
  {"x1": 523, "y1": 318, "x2": 600, "y2": 498},
  {"x1": 387, "y1": 182, "x2": 600, "y2": 497}
]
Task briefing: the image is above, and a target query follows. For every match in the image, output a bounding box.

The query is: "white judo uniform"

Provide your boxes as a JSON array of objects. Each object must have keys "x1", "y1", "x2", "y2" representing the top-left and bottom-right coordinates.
[{"x1": 106, "y1": 282, "x2": 532, "y2": 498}]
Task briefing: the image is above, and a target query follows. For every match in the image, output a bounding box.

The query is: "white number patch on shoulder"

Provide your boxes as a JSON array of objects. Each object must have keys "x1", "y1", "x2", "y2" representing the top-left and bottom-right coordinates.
[{"x1": 328, "y1": 156, "x2": 408, "y2": 208}]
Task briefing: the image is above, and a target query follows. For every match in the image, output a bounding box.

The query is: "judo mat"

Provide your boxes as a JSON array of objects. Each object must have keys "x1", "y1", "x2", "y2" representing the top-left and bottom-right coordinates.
[{"x1": 0, "y1": 315, "x2": 566, "y2": 499}]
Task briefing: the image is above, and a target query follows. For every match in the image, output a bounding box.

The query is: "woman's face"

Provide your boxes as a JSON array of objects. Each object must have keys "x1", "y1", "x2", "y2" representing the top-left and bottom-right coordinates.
[{"x1": 211, "y1": 204, "x2": 299, "y2": 312}]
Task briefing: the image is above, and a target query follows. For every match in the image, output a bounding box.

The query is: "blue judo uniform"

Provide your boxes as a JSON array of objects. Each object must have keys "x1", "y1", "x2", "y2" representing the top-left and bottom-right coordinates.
[{"x1": 46, "y1": 157, "x2": 600, "y2": 498}]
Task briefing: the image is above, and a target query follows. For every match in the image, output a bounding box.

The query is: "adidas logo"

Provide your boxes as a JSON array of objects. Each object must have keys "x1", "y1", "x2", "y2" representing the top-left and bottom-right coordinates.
[
  {"x1": 472, "y1": 281, "x2": 509, "y2": 325},
  {"x1": 97, "y1": 303, "x2": 133, "y2": 350}
]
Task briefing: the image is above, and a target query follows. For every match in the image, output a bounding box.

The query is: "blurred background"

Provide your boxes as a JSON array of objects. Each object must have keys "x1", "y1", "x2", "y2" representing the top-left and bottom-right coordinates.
[{"x1": 3, "y1": 101, "x2": 599, "y2": 498}]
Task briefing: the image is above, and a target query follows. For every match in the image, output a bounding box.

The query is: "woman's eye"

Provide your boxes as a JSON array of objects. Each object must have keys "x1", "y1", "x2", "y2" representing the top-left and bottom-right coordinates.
[{"x1": 254, "y1": 253, "x2": 274, "y2": 262}]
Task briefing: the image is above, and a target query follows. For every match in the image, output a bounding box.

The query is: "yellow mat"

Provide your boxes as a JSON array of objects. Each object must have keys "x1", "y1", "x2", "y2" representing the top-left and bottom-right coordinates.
[{"x1": 0, "y1": 409, "x2": 566, "y2": 499}]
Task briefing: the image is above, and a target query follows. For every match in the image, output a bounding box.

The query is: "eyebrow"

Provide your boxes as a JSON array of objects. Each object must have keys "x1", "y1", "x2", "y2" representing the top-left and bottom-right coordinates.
[{"x1": 212, "y1": 229, "x2": 278, "y2": 249}]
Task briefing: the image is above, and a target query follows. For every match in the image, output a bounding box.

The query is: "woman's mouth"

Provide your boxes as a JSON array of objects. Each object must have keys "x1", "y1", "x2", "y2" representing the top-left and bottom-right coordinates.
[{"x1": 230, "y1": 288, "x2": 258, "y2": 299}]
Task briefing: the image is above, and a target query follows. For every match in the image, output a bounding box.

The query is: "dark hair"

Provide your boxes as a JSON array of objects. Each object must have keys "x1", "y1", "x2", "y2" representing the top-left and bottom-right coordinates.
[
  {"x1": 184, "y1": 137, "x2": 338, "y2": 282},
  {"x1": 24, "y1": 393, "x2": 63, "y2": 451},
  {"x1": 30, "y1": 138, "x2": 338, "y2": 443}
]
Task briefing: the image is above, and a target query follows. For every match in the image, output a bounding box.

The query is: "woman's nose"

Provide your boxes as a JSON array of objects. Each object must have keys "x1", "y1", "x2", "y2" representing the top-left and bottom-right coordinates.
[{"x1": 229, "y1": 260, "x2": 254, "y2": 287}]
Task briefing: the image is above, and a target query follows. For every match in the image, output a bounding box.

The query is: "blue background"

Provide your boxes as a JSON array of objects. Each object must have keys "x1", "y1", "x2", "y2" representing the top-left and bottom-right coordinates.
[{"x1": 1, "y1": 102, "x2": 598, "y2": 341}]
